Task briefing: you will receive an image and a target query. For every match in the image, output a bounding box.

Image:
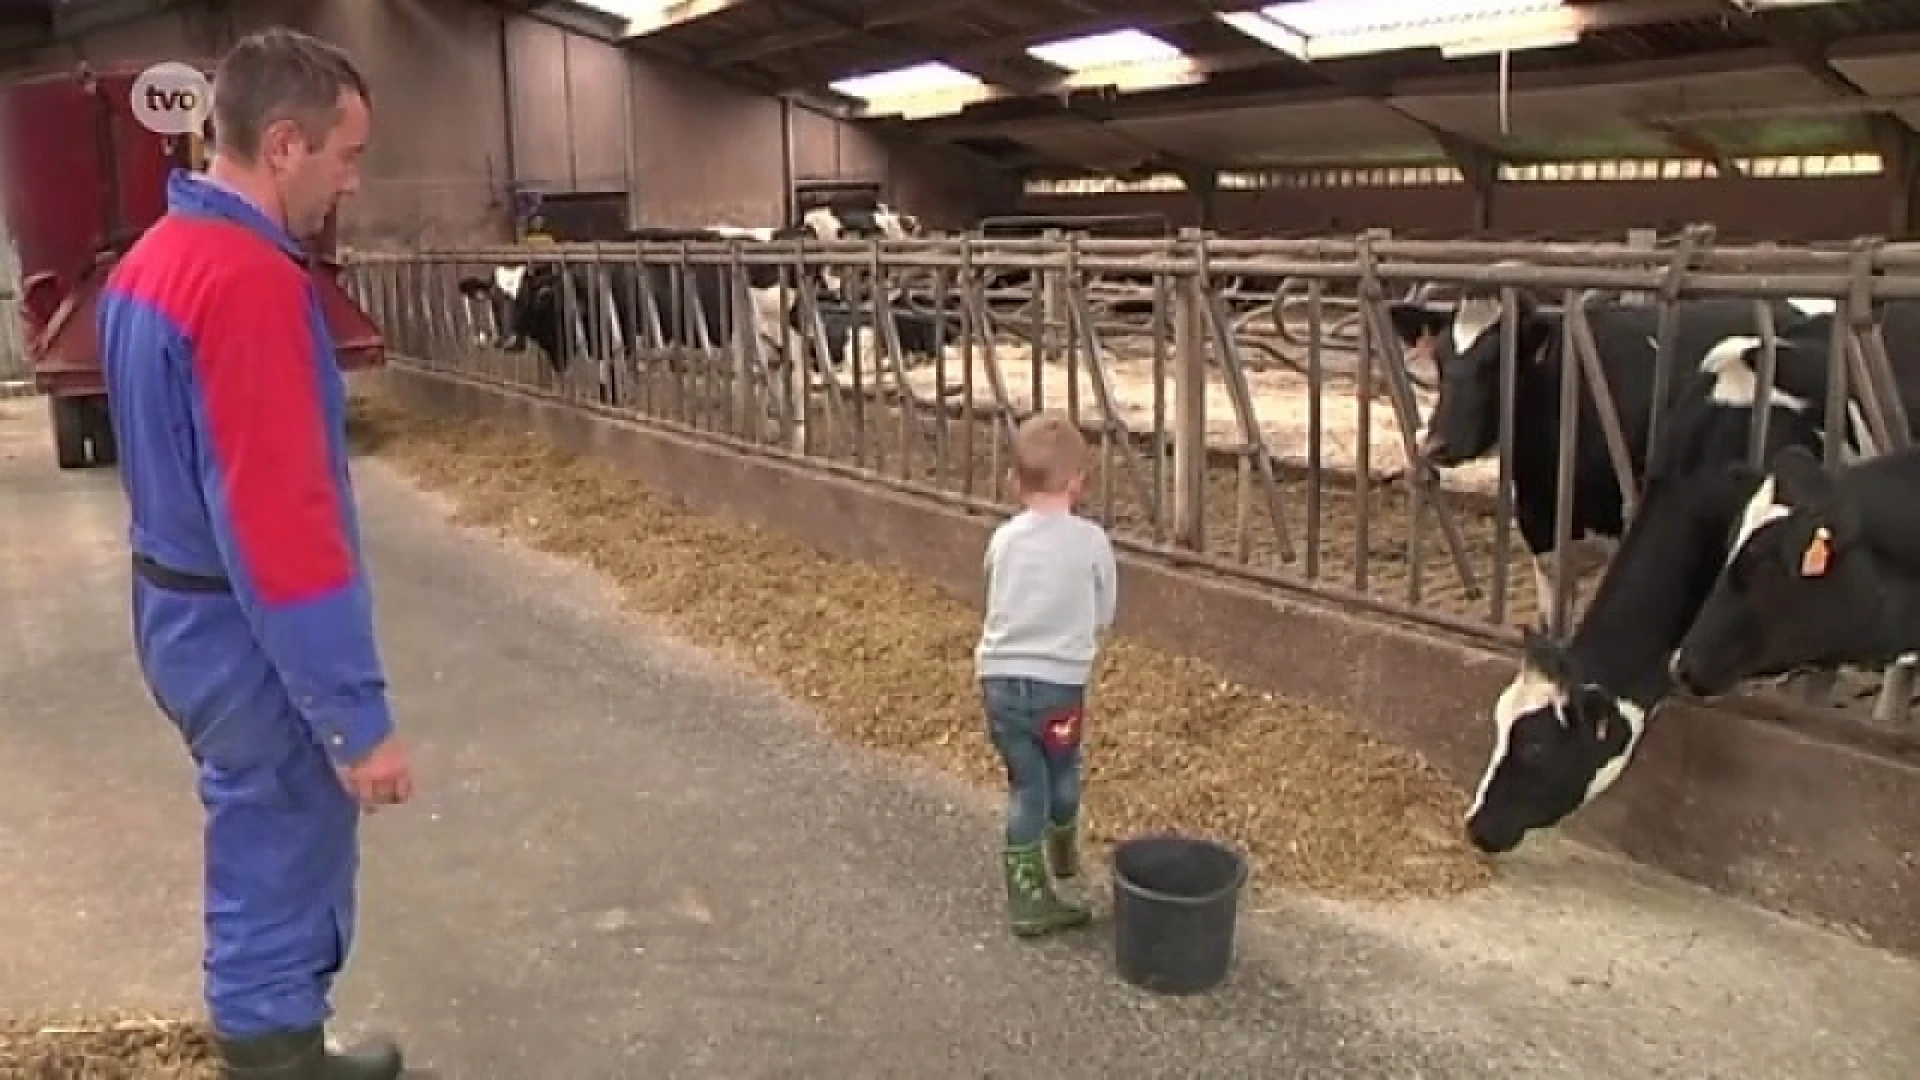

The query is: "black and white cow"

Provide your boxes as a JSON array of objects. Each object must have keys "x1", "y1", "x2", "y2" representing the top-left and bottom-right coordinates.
[
  {"x1": 1460, "y1": 334, "x2": 1849, "y2": 853},
  {"x1": 455, "y1": 226, "x2": 761, "y2": 399},
  {"x1": 456, "y1": 207, "x2": 952, "y2": 394},
  {"x1": 1388, "y1": 291, "x2": 1825, "y2": 626},
  {"x1": 1462, "y1": 299, "x2": 1920, "y2": 852},
  {"x1": 791, "y1": 203, "x2": 965, "y2": 369},
  {"x1": 1670, "y1": 445, "x2": 1920, "y2": 698},
  {"x1": 796, "y1": 203, "x2": 918, "y2": 243}
]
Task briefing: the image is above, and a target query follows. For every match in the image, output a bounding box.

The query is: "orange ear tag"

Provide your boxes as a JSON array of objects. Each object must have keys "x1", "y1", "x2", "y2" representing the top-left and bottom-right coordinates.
[{"x1": 1800, "y1": 526, "x2": 1832, "y2": 578}]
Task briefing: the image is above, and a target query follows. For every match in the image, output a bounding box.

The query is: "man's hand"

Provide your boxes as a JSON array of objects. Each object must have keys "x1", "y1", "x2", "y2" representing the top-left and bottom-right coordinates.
[{"x1": 338, "y1": 735, "x2": 415, "y2": 811}]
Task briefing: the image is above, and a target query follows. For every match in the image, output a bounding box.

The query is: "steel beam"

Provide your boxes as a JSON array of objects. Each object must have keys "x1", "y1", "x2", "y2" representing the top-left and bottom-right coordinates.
[
  {"x1": 706, "y1": 0, "x2": 987, "y2": 66},
  {"x1": 1719, "y1": 1, "x2": 1920, "y2": 234},
  {"x1": 1641, "y1": 119, "x2": 1746, "y2": 177}
]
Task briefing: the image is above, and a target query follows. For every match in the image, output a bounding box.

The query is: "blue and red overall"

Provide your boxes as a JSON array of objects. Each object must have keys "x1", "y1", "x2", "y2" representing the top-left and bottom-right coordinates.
[{"x1": 98, "y1": 169, "x2": 393, "y2": 1040}]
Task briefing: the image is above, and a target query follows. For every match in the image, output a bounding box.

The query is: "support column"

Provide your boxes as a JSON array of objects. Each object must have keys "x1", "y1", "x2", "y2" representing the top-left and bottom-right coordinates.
[
  {"x1": 1870, "y1": 115, "x2": 1920, "y2": 239},
  {"x1": 1177, "y1": 166, "x2": 1220, "y2": 232},
  {"x1": 1430, "y1": 131, "x2": 1499, "y2": 233}
]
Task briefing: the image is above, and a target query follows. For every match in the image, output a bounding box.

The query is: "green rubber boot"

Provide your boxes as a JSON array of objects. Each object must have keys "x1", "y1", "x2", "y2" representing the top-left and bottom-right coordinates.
[
  {"x1": 1044, "y1": 817, "x2": 1081, "y2": 879},
  {"x1": 1002, "y1": 841, "x2": 1091, "y2": 937}
]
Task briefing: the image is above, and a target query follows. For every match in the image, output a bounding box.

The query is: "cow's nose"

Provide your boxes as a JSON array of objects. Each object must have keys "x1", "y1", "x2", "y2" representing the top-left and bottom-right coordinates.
[
  {"x1": 1669, "y1": 649, "x2": 1702, "y2": 695},
  {"x1": 1417, "y1": 428, "x2": 1448, "y2": 462},
  {"x1": 1465, "y1": 815, "x2": 1523, "y2": 855}
]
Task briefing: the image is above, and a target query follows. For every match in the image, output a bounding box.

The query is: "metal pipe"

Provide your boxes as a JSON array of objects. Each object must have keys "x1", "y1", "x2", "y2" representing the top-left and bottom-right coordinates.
[{"x1": 354, "y1": 238, "x2": 1920, "y2": 710}]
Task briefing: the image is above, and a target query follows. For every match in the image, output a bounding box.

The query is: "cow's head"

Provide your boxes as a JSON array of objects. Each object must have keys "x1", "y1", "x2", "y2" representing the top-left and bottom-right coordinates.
[
  {"x1": 1466, "y1": 416, "x2": 1791, "y2": 853},
  {"x1": 457, "y1": 262, "x2": 566, "y2": 368},
  {"x1": 1467, "y1": 627, "x2": 1649, "y2": 854},
  {"x1": 1387, "y1": 302, "x2": 1449, "y2": 368},
  {"x1": 874, "y1": 204, "x2": 920, "y2": 237},
  {"x1": 799, "y1": 204, "x2": 916, "y2": 242},
  {"x1": 1390, "y1": 284, "x2": 1553, "y2": 467},
  {"x1": 1671, "y1": 446, "x2": 1881, "y2": 697}
]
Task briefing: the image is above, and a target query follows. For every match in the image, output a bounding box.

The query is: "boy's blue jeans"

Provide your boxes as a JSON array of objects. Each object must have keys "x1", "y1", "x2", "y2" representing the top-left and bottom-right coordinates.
[{"x1": 980, "y1": 676, "x2": 1086, "y2": 847}]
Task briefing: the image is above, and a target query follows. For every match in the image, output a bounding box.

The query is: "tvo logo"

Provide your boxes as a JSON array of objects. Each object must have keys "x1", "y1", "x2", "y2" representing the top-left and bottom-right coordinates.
[{"x1": 131, "y1": 62, "x2": 212, "y2": 136}]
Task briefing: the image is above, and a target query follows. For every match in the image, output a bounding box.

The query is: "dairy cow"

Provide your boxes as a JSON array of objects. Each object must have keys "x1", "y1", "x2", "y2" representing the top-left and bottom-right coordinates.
[
  {"x1": 1462, "y1": 300, "x2": 1920, "y2": 852},
  {"x1": 790, "y1": 203, "x2": 962, "y2": 368},
  {"x1": 1459, "y1": 335, "x2": 1853, "y2": 853},
  {"x1": 1388, "y1": 292, "x2": 1823, "y2": 626},
  {"x1": 1663, "y1": 300, "x2": 1920, "y2": 698},
  {"x1": 1671, "y1": 445, "x2": 1920, "y2": 697},
  {"x1": 455, "y1": 226, "x2": 763, "y2": 402},
  {"x1": 457, "y1": 206, "x2": 953, "y2": 394}
]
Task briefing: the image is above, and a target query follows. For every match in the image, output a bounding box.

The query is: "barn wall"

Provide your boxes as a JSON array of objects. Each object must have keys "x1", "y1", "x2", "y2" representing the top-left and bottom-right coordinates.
[
  {"x1": 2, "y1": 0, "x2": 642, "y2": 247},
  {"x1": 505, "y1": 19, "x2": 629, "y2": 197},
  {"x1": 625, "y1": 51, "x2": 1017, "y2": 231},
  {"x1": 1019, "y1": 174, "x2": 1899, "y2": 242},
  {"x1": 5, "y1": 0, "x2": 1017, "y2": 244},
  {"x1": 1492, "y1": 175, "x2": 1896, "y2": 243},
  {"x1": 626, "y1": 52, "x2": 785, "y2": 226},
  {"x1": 300, "y1": 0, "x2": 518, "y2": 247}
]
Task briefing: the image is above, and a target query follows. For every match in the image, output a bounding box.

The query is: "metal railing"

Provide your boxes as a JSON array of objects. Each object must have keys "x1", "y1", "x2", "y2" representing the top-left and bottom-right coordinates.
[{"x1": 343, "y1": 226, "x2": 1920, "y2": 731}]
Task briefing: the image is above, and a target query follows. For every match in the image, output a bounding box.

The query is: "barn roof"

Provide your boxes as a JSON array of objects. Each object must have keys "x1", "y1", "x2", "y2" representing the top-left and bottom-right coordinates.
[{"x1": 518, "y1": 0, "x2": 1920, "y2": 177}]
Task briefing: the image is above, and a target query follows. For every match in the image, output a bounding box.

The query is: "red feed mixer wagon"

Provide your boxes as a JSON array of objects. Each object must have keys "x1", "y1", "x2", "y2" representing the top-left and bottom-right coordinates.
[{"x1": 0, "y1": 62, "x2": 385, "y2": 470}]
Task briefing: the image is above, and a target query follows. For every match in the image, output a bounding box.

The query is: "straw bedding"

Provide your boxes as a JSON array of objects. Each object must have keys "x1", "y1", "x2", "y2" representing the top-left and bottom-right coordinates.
[
  {"x1": 0, "y1": 389, "x2": 1495, "y2": 1078},
  {"x1": 344, "y1": 390, "x2": 1493, "y2": 903}
]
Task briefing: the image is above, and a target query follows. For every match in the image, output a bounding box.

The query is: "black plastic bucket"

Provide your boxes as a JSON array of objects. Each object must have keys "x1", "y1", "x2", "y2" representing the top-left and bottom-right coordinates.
[{"x1": 1111, "y1": 832, "x2": 1249, "y2": 995}]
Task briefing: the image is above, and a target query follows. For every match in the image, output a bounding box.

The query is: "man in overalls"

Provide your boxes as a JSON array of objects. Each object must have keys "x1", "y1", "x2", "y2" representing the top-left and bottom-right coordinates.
[{"x1": 99, "y1": 28, "x2": 415, "y2": 1079}]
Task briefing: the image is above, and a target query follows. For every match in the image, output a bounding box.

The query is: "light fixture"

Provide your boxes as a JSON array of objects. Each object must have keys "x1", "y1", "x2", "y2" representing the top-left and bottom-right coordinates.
[
  {"x1": 1026, "y1": 28, "x2": 1185, "y2": 70},
  {"x1": 1025, "y1": 28, "x2": 1201, "y2": 93},
  {"x1": 828, "y1": 62, "x2": 994, "y2": 120},
  {"x1": 1219, "y1": 0, "x2": 1585, "y2": 62},
  {"x1": 1216, "y1": 11, "x2": 1308, "y2": 58}
]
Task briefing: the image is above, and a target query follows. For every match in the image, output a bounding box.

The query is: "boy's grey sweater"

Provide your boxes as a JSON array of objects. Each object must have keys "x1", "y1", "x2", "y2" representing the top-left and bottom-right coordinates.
[{"x1": 975, "y1": 508, "x2": 1118, "y2": 686}]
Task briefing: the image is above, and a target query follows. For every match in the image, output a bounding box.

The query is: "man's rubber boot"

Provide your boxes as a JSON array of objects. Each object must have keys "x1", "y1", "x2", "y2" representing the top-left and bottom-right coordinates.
[
  {"x1": 1002, "y1": 842, "x2": 1091, "y2": 937},
  {"x1": 1044, "y1": 817, "x2": 1081, "y2": 879},
  {"x1": 215, "y1": 1025, "x2": 404, "y2": 1079}
]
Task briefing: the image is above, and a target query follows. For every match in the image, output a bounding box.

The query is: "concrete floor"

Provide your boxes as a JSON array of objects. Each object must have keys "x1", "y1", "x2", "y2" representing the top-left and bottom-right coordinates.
[{"x1": 3, "y1": 395, "x2": 1918, "y2": 1080}]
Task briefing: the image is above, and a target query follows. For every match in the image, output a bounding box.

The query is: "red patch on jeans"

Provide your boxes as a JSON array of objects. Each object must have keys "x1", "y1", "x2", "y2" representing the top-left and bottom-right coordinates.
[{"x1": 1040, "y1": 705, "x2": 1085, "y2": 754}]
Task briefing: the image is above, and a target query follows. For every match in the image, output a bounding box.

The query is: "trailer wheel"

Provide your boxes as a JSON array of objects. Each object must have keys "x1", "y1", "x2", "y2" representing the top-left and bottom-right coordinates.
[
  {"x1": 83, "y1": 396, "x2": 119, "y2": 468},
  {"x1": 49, "y1": 395, "x2": 89, "y2": 470}
]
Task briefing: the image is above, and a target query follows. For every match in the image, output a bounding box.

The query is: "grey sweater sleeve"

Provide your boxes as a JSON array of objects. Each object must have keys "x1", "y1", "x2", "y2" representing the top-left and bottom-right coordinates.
[{"x1": 1092, "y1": 527, "x2": 1118, "y2": 632}]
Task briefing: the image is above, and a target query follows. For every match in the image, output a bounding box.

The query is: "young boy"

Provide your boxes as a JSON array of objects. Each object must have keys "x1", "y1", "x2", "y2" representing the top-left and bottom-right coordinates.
[{"x1": 975, "y1": 411, "x2": 1119, "y2": 936}]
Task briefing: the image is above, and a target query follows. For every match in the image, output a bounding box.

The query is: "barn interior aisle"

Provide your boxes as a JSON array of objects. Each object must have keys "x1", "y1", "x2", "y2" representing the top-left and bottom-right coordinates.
[{"x1": 7, "y1": 0, "x2": 1920, "y2": 1075}]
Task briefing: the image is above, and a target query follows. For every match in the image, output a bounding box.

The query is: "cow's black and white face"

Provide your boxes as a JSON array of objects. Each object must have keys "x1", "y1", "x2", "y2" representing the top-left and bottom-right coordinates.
[
  {"x1": 458, "y1": 262, "x2": 566, "y2": 366},
  {"x1": 1467, "y1": 628, "x2": 1649, "y2": 853},
  {"x1": 1671, "y1": 448, "x2": 1877, "y2": 697},
  {"x1": 1392, "y1": 291, "x2": 1551, "y2": 467},
  {"x1": 799, "y1": 205, "x2": 916, "y2": 243},
  {"x1": 457, "y1": 269, "x2": 516, "y2": 350}
]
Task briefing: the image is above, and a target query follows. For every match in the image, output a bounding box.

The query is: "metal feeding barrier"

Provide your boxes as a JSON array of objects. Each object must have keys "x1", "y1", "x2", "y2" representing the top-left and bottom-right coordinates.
[{"x1": 345, "y1": 226, "x2": 1920, "y2": 732}]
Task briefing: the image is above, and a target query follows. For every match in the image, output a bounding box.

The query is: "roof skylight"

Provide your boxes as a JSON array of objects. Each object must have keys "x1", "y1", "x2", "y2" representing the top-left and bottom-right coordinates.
[
  {"x1": 1027, "y1": 29, "x2": 1185, "y2": 71},
  {"x1": 828, "y1": 61, "x2": 993, "y2": 119},
  {"x1": 1261, "y1": 0, "x2": 1567, "y2": 37},
  {"x1": 1026, "y1": 27, "x2": 1200, "y2": 93},
  {"x1": 1220, "y1": 0, "x2": 1582, "y2": 61}
]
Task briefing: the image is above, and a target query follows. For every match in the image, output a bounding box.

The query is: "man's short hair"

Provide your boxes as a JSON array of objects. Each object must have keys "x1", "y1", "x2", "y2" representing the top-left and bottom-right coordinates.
[
  {"x1": 1011, "y1": 411, "x2": 1088, "y2": 495},
  {"x1": 211, "y1": 27, "x2": 369, "y2": 162}
]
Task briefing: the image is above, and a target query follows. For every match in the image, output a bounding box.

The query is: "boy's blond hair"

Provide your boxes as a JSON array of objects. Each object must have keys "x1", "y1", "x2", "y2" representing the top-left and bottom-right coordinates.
[{"x1": 1010, "y1": 411, "x2": 1088, "y2": 496}]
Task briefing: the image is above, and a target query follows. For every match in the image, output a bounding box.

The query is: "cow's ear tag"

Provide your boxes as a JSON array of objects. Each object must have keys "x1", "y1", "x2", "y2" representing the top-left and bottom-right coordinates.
[{"x1": 1800, "y1": 526, "x2": 1832, "y2": 578}]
